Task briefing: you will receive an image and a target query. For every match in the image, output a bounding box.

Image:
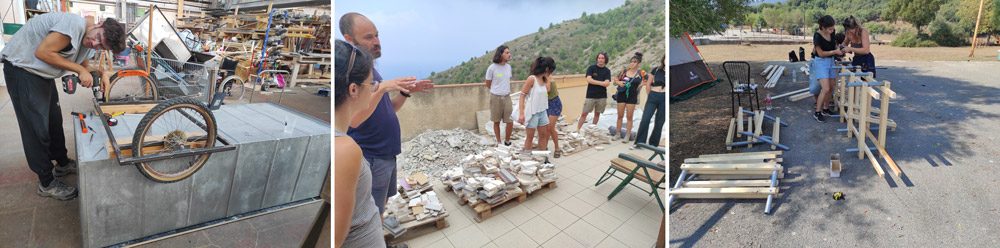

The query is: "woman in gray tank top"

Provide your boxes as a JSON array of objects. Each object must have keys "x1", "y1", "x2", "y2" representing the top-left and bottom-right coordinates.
[{"x1": 334, "y1": 40, "x2": 385, "y2": 248}]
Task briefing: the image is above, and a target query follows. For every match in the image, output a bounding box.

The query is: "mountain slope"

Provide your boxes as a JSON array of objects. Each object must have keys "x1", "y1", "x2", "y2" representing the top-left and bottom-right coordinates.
[{"x1": 427, "y1": 0, "x2": 665, "y2": 85}]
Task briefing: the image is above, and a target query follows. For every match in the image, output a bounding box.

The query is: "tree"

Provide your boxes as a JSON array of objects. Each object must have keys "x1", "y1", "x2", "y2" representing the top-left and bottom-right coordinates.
[
  {"x1": 669, "y1": 0, "x2": 753, "y2": 37},
  {"x1": 884, "y1": 0, "x2": 944, "y2": 33},
  {"x1": 539, "y1": 27, "x2": 543, "y2": 32},
  {"x1": 582, "y1": 11, "x2": 587, "y2": 18}
]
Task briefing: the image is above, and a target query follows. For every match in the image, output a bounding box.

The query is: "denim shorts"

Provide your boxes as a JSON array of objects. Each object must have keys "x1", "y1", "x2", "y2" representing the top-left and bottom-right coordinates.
[
  {"x1": 525, "y1": 111, "x2": 550, "y2": 128},
  {"x1": 809, "y1": 57, "x2": 836, "y2": 94}
]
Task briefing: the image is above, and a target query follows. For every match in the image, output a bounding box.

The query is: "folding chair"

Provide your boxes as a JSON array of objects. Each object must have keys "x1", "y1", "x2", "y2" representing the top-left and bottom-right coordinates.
[
  {"x1": 595, "y1": 143, "x2": 666, "y2": 211},
  {"x1": 723, "y1": 61, "x2": 760, "y2": 117}
]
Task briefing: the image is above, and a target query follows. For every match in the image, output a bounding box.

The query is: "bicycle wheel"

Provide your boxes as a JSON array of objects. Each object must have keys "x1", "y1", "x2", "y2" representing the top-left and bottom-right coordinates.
[
  {"x1": 132, "y1": 98, "x2": 218, "y2": 183},
  {"x1": 217, "y1": 75, "x2": 246, "y2": 100},
  {"x1": 107, "y1": 71, "x2": 159, "y2": 102}
]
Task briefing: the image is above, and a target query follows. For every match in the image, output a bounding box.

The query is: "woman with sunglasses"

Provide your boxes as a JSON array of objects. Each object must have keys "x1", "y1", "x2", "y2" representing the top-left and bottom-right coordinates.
[{"x1": 333, "y1": 40, "x2": 385, "y2": 248}]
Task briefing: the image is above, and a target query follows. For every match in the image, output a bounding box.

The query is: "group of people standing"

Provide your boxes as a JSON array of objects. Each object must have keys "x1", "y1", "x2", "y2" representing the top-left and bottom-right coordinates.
[
  {"x1": 488, "y1": 47, "x2": 666, "y2": 157},
  {"x1": 809, "y1": 15, "x2": 876, "y2": 123},
  {"x1": 333, "y1": 12, "x2": 666, "y2": 248}
]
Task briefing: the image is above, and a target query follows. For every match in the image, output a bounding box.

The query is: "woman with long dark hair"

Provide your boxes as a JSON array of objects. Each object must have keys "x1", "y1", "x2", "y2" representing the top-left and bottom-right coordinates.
[
  {"x1": 811, "y1": 15, "x2": 844, "y2": 123},
  {"x1": 613, "y1": 52, "x2": 647, "y2": 142},
  {"x1": 517, "y1": 57, "x2": 556, "y2": 153},
  {"x1": 633, "y1": 55, "x2": 665, "y2": 148},
  {"x1": 333, "y1": 40, "x2": 384, "y2": 248}
]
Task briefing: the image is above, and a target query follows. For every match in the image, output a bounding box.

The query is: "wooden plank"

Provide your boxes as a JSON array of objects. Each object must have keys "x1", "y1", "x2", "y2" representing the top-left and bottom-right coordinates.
[
  {"x1": 725, "y1": 118, "x2": 735, "y2": 150},
  {"x1": 681, "y1": 163, "x2": 780, "y2": 171},
  {"x1": 866, "y1": 130, "x2": 902, "y2": 177},
  {"x1": 695, "y1": 173, "x2": 784, "y2": 180},
  {"x1": 771, "y1": 117, "x2": 780, "y2": 150},
  {"x1": 670, "y1": 187, "x2": 778, "y2": 199},
  {"x1": 788, "y1": 91, "x2": 812, "y2": 102},
  {"x1": 682, "y1": 180, "x2": 773, "y2": 188},
  {"x1": 685, "y1": 154, "x2": 778, "y2": 163},
  {"x1": 737, "y1": 107, "x2": 743, "y2": 138},
  {"x1": 772, "y1": 88, "x2": 808, "y2": 100},
  {"x1": 698, "y1": 151, "x2": 782, "y2": 158},
  {"x1": 100, "y1": 104, "x2": 158, "y2": 115},
  {"x1": 862, "y1": 144, "x2": 885, "y2": 176},
  {"x1": 761, "y1": 65, "x2": 774, "y2": 77},
  {"x1": 694, "y1": 158, "x2": 782, "y2": 164}
]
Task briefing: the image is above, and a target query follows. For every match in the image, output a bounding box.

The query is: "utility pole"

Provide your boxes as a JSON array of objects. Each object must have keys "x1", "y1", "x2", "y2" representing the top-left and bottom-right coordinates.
[{"x1": 970, "y1": 0, "x2": 985, "y2": 57}]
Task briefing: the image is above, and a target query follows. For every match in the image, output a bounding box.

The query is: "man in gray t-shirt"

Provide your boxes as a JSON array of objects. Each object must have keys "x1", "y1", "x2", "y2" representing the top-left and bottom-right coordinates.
[
  {"x1": 484, "y1": 45, "x2": 514, "y2": 146},
  {"x1": 1, "y1": 13, "x2": 126, "y2": 201}
]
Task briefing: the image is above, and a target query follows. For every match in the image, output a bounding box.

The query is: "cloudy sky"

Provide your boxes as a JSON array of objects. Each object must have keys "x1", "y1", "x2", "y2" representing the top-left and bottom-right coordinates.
[{"x1": 334, "y1": 0, "x2": 627, "y2": 81}]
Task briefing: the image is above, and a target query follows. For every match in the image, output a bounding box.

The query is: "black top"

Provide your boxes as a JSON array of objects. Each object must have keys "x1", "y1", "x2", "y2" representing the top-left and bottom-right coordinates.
[
  {"x1": 813, "y1": 32, "x2": 837, "y2": 57},
  {"x1": 650, "y1": 66, "x2": 665, "y2": 87},
  {"x1": 617, "y1": 68, "x2": 646, "y2": 96},
  {"x1": 585, "y1": 64, "x2": 612, "y2": 99}
]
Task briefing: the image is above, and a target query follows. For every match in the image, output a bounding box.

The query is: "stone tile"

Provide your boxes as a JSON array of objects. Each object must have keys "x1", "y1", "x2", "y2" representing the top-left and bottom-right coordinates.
[
  {"x1": 581, "y1": 208, "x2": 624, "y2": 235},
  {"x1": 0, "y1": 208, "x2": 33, "y2": 248},
  {"x1": 499, "y1": 204, "x2": 537, "y2": 227},
  {"x1": 576, "y1": 188, "x2": 611, "y2": 208},
  {"x1": 540, "y1": 185, "x2": 573, "y2": 204},
  {"x1": 406, "y1": 229, "x2": 445, "y2": 248},
  {"x1": 0, "y1": 181, "x2": 50, "y2": 215},
  {"x1": 610, "y1": 222, "x2": 656, "y2": 248},
  {"x1": 426, "y1": 236, "x2": 455, "y2": 248},
  {"x1": 492, "y1": 228, "x2": 539, "y2": 248},
  {"x1": 569, "y1": 172, "x2": 599, "y2": 189},
  {"x1": 480, "y1": 241, "x2": 500, "y2": 248},
  {"x1": 446, "y1": 224, "x2": 490, "y2": 248},
  {"x1": 638, "y1": 199, "x2": 665, "y2": 220},
  {"x1": 539, "y1": 206, "x2": 578, "y2": 230},
  {"x1": 476, "y1": 213, "x2": 516, "y2": 240},
  {"x1": 625, "y1": 211, "x2": 662, "y2": 238},
  {"x1": 541, "y1": 232, "x2": 584, "y2": 247},
  {"x1": 595, "y1": 236, "x2": 628, "y2": 248},
  {"x1": 583, "y1": 164, "x2": 612, "y2": 180},
  {"x1": 32, "y1": 202, "x2": 82, "y2": 248},
  {"x1": 556, "y1": 179, "x2": 587, "y2": 196},
  {"x1": 458, "y1": 202, "x2": 480, "y2": 221},
  {"x1": 442, "y1": 207, "x2": 474, "y2": 236},
  {"x1": 521, "y1": 194, "x2": 556, "y2": 214},
  {"x1": 558, "y1": 196, "x2": 595, "y2": 218},
  {"x1": 591, "y1": 179, "x2": 619, "y2": 196},
  {"x1": 597, "y1": 200, "x2": 637, "y2": 222},
  {"x1": 518, "y1": 215, "x2": 559, "y2": 245},
  {"x1": 563, "y1": 219, "x2": 607, "y2": 248},
  {"x1": 610, "y1": 190, "x2": 652, "y2": 211},
  {"x1": 201, "y1": 221, "x2": 258, "y2": 247},
  {"x1": 553, "y1": 166, "x2": 578, "y2": 179}
]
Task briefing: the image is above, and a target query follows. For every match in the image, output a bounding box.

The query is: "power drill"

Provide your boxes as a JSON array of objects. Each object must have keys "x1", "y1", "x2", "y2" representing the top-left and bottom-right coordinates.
[{"x1": 62, "y1": 71, "x2": 100, "y2": 95}]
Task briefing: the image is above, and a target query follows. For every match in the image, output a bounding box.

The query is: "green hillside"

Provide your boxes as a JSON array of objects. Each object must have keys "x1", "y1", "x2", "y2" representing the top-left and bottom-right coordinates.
[{"x1": 427, "y1": 0, "x2": 665, "y2": 85}]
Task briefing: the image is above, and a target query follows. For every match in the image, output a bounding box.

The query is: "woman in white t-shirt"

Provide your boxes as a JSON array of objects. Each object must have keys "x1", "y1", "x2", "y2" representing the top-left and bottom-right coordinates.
[{"x1": 517, "y1": 57, "x2": 556, "y2": 153}]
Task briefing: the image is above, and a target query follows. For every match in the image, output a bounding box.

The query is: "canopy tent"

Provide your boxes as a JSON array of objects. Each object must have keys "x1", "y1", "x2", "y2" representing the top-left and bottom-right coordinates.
[{"x1": 670, "y1": 32, "x2": 715, "y2": 96}]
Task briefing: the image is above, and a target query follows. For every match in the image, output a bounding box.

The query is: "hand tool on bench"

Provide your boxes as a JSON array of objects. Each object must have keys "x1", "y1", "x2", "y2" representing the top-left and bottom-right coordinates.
[{"x1": 70, "y1": 112, "x2": 87, "y2": 133}]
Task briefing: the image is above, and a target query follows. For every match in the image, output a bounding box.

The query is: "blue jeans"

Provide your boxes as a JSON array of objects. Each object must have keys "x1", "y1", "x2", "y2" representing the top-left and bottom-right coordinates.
[
  {"x1": 365, "y1": 156, "x2": 397, "y2": 215},
  {"x1": 635, "y1": 92, "x2": 665, "y2": 147}
]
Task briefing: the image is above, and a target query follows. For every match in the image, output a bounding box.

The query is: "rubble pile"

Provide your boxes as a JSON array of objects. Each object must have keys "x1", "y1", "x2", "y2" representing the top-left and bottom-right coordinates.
[
  {"x1": 440, "y1": 146, "x2": 558, "y2": 203},
  {"x1": 385, "y1": 191, "x2": 445, "y2": 223},
  {"x1": 561, "y1": 124, "x2": 614, "y2": 153},
  {"x1": 399, "y1": 128, "x2": 494, "y2": 177}
]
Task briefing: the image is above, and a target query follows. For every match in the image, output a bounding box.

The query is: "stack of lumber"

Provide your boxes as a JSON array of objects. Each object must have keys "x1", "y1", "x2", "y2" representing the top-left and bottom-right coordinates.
[
  {"x1": 760, "y1": 65, "x2": 785, "y2": 88},
  {"x1": 669, "y1": 151, "x2": 784, "y2": 214}
]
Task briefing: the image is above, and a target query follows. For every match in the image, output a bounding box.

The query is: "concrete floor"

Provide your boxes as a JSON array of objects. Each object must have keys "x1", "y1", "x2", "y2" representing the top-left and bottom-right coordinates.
[
  {"x1": 0, "y1": 81, "x2": 331, "y2": 247},
  {"x1": 669, "y1": 61, "x2": 1000, "y2": 247}
]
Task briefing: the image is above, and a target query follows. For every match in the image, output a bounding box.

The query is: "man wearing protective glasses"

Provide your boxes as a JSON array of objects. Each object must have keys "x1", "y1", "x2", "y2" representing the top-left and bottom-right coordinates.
[{"x1": 1, "y1": 13, "x2": 126, "y2": 201}]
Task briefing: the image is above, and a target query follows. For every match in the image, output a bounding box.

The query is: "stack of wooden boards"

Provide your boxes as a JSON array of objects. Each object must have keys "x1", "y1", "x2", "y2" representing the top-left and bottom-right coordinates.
[
  {"x1": 726, "y1": 107, "x2": 790, "y2": 151},
  {"x1": 669, "y1": 151, "x2": 784, "y2": 214},
  {"x1": 760, "y1": 64, "x2": 786, "y2": 88}
]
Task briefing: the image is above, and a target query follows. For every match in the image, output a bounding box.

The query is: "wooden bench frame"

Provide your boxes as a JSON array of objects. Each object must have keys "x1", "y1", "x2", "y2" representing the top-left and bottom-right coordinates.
[{"x1": 669, "y1": 152, "x2": 783, "y2": 214}]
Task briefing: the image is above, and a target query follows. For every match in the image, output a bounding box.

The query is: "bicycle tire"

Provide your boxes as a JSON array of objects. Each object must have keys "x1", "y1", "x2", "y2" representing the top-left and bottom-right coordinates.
[
  {"x1": 132, "y1": 97, "x2": 218, "y2": 183},
  {"x1": 107, "y1": 72, "x2": 159, "y2": 102},
  {"x1": 217, "y1": 75, "x2": 246, "y2": 100}
]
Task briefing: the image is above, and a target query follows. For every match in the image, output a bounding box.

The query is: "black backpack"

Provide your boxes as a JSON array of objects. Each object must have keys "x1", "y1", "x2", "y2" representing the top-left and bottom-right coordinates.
[{"x1": 788, "y1": 50, "x2": 799, "y2": 62}]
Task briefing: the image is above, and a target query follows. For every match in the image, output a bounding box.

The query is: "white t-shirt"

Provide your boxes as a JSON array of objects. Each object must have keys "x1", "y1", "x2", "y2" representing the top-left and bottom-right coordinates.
[{"x1": 484, "y1": 63, "x2": 512, "y2": 95}]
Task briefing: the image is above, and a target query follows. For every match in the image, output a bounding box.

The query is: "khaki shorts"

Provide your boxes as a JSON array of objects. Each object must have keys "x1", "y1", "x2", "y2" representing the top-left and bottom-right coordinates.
[
  {"x1": 582, "y1": 98, "x2": 607, "y2": 114},
  {"x1": 490, "y1": 94, "x2": 513, "y2": 123}
]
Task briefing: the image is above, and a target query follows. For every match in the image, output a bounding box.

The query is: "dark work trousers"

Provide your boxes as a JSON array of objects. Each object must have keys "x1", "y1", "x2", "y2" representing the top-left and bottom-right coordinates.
[
  {"x1": 635, "y1": 91, "x2": 665, "y2": 147},
  {"x1": 3, "y1": 61, "x2": 70, "y2": 186}
]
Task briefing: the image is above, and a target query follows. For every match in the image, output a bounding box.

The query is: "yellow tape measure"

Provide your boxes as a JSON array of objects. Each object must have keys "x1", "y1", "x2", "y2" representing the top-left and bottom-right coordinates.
[{"x1": 832, "y1": 192, "x2": 844, "y2": 200}]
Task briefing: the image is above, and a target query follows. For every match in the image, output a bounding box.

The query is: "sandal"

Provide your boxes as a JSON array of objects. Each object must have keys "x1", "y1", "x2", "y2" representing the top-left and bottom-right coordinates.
[{"x1": 554, "y1": 150, "x2": 563, "y2": 158}]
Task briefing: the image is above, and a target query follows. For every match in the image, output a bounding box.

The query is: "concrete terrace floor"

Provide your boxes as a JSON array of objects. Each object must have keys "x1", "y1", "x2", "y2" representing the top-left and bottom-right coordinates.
[
  {"x1": 395, "y1": 139, "x2": 666, "y2": 248},
  {"x1": 0, "y1": 83, "x2": 331, "y2": 247},
  {"x1": 669, "y1": 61, "x2": 1000, "y2": 247}
]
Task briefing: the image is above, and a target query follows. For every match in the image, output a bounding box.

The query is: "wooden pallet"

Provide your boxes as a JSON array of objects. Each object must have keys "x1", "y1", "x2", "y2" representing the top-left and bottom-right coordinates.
[
  {"x1": 472, "y1": 181, "x2": 556, "y2": 222},
  {"x1": 383, "y1": 212, "x2": 450, "y2": 244},
  {"x1": 669, "y1": 151, "x2": 783, "y2": 214}
]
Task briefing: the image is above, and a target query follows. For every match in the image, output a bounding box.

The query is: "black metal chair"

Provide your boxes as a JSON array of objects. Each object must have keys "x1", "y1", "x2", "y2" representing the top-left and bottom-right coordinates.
[{"x1": 723, "y1": 61, "x2": 760, "y2": 117}]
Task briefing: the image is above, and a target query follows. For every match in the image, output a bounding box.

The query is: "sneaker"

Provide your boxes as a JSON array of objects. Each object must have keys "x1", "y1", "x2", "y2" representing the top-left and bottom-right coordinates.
[
  {"x1": 629, "y1": 144, "x2": 639, "y2": 150},
  {"x1": 813, "y1": 112, "x2": 827, "y2": 123},
  {"x1": 620, "y1": 132, "x2": 629, "y2": 143},
  {"x1": 53, "y1": 159, "x2": 78, "y2": 177},
  {"x1": 504, "y1": 141, "x2": 512, "y2": 147},
  {"x1": 628, "y1": 133, "x2": 636, "y2": 142},
  {"x1": 611, "y1": 133, "x2": 620, "y2": 141},
  {"x1": 823, "y1": 108, "x2": 839, "y2": 116},
  {"x1": 37, "y1": 180, "x2": 77, "y2": 201}
]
